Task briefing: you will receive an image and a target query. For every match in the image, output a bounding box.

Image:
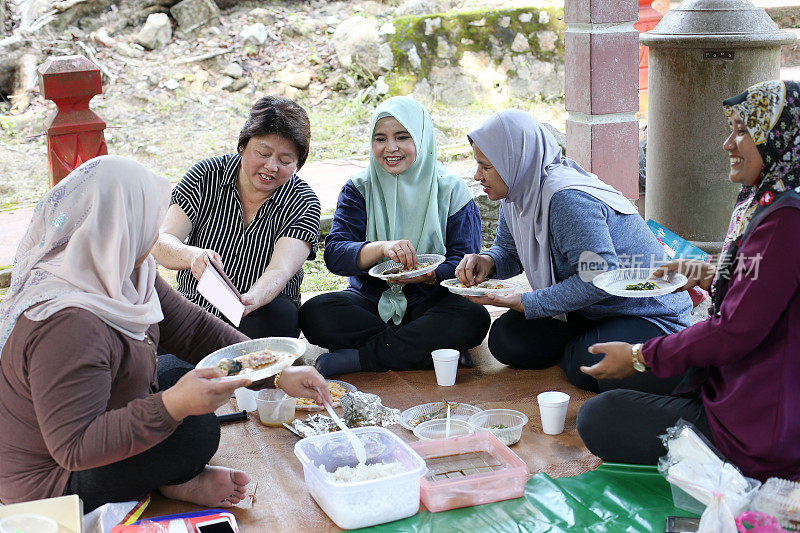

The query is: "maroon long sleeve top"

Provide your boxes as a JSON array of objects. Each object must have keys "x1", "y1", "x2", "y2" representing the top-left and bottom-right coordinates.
[
  {"x1": 643, "y1": 206, "x2": 800, "y2": 481},
  {"x1": 0, "y1": 276, "x2": 247, "y2": 504}
]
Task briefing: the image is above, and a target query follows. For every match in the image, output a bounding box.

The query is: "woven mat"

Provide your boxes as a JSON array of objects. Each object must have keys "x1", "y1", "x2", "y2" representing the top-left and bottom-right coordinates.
[{"x1": 140, "y1": 332, "x2": 601, "y2": 531}]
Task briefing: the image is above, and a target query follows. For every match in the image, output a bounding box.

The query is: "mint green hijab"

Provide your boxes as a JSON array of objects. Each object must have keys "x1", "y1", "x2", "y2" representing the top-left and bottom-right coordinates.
[{"x1": 353, "y1": 96, "x2": 473, "y2": 324}]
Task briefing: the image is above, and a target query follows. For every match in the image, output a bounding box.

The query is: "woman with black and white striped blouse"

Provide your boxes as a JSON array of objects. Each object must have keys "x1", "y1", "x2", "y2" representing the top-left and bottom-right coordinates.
[{"x1": 153, "y1": 96, "x2": 320, "y2": 339}]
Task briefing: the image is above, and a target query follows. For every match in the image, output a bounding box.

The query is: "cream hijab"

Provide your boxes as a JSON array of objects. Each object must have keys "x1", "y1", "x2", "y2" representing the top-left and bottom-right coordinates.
[{"x1": 0, "y1": 156, "x2": 171, "y2": 355}]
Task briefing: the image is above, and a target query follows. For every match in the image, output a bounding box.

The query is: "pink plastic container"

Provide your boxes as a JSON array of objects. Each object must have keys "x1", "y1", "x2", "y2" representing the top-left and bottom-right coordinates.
[{"x1": 409, "y1": 431, "x2": 529, "y2": 512}]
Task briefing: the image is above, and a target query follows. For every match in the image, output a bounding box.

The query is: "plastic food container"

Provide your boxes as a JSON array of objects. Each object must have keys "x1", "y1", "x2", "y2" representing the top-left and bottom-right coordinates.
[
  {"x1": 409, "y1": 431, "x2": 529, "y2": 512},
  {"x1": 294, "y1": 426, "x2": 426, "y2": 530},
  {"x1": 256, "y1": 389, "x2": 295, "y2": 427},
  {"x1": 468, "y1": 409, "x2": 528, "y2": 446},
  {"x1": 0, "y1": 514, "x2": 58, "y2": 533},
  {"x1": 413, "y1": 418, "x2": 474, "y2": 440},
  {"x1": 751, "y1": 477, "x2": 800, "y2": 531}
]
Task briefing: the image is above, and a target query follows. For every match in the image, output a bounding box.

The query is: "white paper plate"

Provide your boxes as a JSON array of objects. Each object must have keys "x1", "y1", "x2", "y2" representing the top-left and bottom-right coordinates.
[
  {"x1": 196, "y1": 337, "x2": 305, "y2": 382},
  {"x1": 368, "y1": 254, "x2": 446, "y2": 281},
  {"x1": 295, "y1": 379, "x2": 357, "y2": 411},
  {"x1": 592, "y1": 268, "x2": 688, "y2": 298},
  {"x1": 399, "y1": 402, "x2": 482, "y2": 430},
  {"x1": 440, "y1": 278, "x2": 520, "y2": 297}
]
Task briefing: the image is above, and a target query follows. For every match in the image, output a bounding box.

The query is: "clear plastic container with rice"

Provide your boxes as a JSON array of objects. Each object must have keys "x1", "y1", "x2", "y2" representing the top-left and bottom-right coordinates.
[{"x1": 294, "y1": 426, "x2": 426, "y2": 530}]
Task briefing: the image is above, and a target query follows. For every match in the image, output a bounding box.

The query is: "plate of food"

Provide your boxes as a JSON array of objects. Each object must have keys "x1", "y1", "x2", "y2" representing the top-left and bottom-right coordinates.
[
  {"x1": 195, "y1": 337, "x2": 305, "y2": 382},
  {"x1": 399, "y1": 401, "x2": 483, "y2": 430},
  {"x1": 295, "y1": 380, "x2": 357, "y2": 411},
  {"x1": 440, "y1": 278, "x2": 520, "y2": 297},
  {"x1": 592, "y1": 268, "x2": 688, "y2": 298},
  {"x1": 368, "y1": 254, "x2": 446, "y2": 281}
]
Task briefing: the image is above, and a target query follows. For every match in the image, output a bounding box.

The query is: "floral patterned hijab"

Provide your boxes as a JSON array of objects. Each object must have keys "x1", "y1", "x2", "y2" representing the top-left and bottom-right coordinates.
[{"x1": 711, "y1": 80, "x2": 800, "y2": 314}]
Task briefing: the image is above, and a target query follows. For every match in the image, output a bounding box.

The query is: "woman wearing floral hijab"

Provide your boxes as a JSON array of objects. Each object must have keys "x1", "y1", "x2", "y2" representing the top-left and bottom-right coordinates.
[
  {"x1": 456, "y1": 110, "x2": 692, "y2": 394},
  {"x1": 0, "y1": 156, "x2": 329, "y2": 511},
  {"x1": 578, "y1": 80, "x2": 800, "y2": 481},
  {"x1": 300, "y1": 96, "x2": 490, "y2": 376}
]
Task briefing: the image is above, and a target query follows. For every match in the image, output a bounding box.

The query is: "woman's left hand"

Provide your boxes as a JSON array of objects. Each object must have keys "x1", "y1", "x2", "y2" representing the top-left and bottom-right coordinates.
[
  {"x1": 580, "y1": 342, "x2": 636, "y2": 380},
  {"x1": 391, "y1": 271, "x2": 436, "y2": 285},
  {"x1": 465, "y1": 292, "x2": 523, "y2": 312},
  {"x1": 240, "y1": 292, "x2": 267, "y2": 317},
  {"x1": 277, "y1": 366, "x2": 332, "y2": 405}
]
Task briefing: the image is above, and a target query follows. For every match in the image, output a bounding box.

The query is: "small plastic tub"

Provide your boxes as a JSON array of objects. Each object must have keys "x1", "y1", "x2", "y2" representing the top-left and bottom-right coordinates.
[
  {"x1": 413, "y1": 418, "x2": 474, "y2": 440},
  {"x1": 410, "y1": 431, "x2": 529, "y2": 512},
  {"x1": 256, "y1": 389, "x2": 295, "y2": 427},
  {"x1": 468, "y1": 409, "x2": 528, "y2": 446},
  {"x1": 294, "y1": 426, "x2": 426, "y2": 530},
  {"x1": 0, "y1": 515, "x2": 58, "y2": 533}
]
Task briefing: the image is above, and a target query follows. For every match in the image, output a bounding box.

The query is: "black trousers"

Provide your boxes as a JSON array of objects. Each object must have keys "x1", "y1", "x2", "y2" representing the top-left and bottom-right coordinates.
[
  {"x1": 234, "y1": 293, "x2": 300, "y2": 339},
  {"x1": 63, "y1": 355, "x2": 219, "y2": 513},
  {"x1": 577, "y1": 389, "x2": 714, "y2": 465},
  {"x1": 489, "y1": 310, "x2": 684, "y2": 394},
  {"x1": 299, "y1": 290, "x2": 491, "y2": 371}
]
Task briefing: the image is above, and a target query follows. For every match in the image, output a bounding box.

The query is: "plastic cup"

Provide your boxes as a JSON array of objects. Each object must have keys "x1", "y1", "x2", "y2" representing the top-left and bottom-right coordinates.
[
  {"x1": 537, "y1": 391, "x2": 570, "y2": 435},
  {"x1": 256, "y1": 389, "x2": 296, "y2": 427},
  {"x1": 234, "y1": 387, "x2": 257, "y2": 412},
  {"x1": 0, "y1": 515, "x2": 58, "y2": 533},
  {"x1": 431, "y1": 349, "x2": 459, "y2": 386}
]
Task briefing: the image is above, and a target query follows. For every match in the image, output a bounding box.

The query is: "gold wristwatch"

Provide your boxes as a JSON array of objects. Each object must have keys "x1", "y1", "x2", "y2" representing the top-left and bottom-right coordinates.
[{"x1": 631, "y1": 343, "x2": 647, "y2": 372}]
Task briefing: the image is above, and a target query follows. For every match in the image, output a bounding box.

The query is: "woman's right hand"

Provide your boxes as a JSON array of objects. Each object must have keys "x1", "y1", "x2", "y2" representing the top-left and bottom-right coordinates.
[
  {"x1": 380, "y1": 240, "x2": 418, "y2": 269},
  {"x1": 162, "y1": 368, "x2": 251, "y2": 422},
  {"x1": 651, "y1": 259, "x2": 715, "y2": 292},
  {"x1": 190, "y1": 250, "x2": 223, "y2": 281},
  {"x1": 455, "y1": 254, "x2": 495, "y2": 286}
]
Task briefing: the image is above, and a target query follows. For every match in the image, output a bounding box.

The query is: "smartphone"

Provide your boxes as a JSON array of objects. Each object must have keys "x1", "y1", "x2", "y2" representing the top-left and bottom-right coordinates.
[
  {"x1": 195, "y1": 517, "x2": 236, "y2": 533},
  {"x1": 665, "y1": 516, "x2": 701, "y2": 533}
]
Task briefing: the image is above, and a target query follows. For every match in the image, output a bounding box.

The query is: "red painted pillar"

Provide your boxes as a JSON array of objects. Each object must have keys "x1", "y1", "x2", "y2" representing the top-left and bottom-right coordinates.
[
  {"x1": 38, "y1": 55, "x2": 108, "y2": 188},
  {"x1": 635, "y1": 0, "x2": 664, "y2": 114},
  {"x1": 564, "y1": 0, "x2": 640, "y2": 199}
]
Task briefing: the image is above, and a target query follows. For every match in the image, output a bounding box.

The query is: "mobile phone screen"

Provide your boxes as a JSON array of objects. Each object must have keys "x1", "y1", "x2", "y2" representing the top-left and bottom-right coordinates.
[{"x1": 197, "y1": 521, "x2": 235, "y2": 533}]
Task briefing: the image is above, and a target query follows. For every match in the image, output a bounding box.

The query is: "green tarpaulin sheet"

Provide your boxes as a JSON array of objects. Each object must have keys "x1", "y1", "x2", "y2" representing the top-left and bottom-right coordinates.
[{"x1": 362, "y1": 463, "x2": 698, "y2": 532}]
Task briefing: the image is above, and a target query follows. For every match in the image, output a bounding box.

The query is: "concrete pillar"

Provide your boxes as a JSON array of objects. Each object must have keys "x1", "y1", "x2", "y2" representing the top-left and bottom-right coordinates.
[
  {"x1": 38, "y1": 55, "x2": 108, "y2": 188},
  {"x1": 565, "y1": 0, "x2": 640, "y2": 199}
]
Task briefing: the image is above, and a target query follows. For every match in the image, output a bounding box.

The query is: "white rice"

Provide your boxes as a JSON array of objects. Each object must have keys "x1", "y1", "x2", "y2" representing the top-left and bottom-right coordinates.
[{"x1": 320, "y1": 461, "x2": 406, "y2": 483}]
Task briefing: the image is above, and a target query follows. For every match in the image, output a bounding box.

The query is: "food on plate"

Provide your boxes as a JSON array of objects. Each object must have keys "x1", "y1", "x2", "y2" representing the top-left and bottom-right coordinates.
[
  {"x1": 319, "y1": 461, "x2": 407, "y2": 483},
  {"x1": 409, "y1": 401, "x2": 460, "y2": 428},
  {"x1": 451, "y1": 281, "x2": 505, "y2": 290},
  {"x1": 383, "y1": 261, "x2": 434, "y2": 276},
  {"x1": 296, "y1": 381, "x2": 347, "y2": 407},
  {"x1": 216, "y1": 348, "x2": 280, "y2": 376},
  {"x1": 625, "y1": 281, "x2": 660, "y2": 291}
]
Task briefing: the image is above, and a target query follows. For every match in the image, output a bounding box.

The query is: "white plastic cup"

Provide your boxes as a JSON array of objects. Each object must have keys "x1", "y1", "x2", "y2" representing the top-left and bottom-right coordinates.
[
  {"x1": 431, "y1": 349, "x2": 459, "y2": 386},
  {"x1": 537, "y1": 391, "x2": 570, "y2": 435},
  {"x1": 234, "y1": 387, "x2": 258, "y2": 412},
  {"x1": 256, "y1": 389, "x2": 296, "y2": 427},
  {"x1": 0, "y1": 514, "x2": 58, "y2": 533}
]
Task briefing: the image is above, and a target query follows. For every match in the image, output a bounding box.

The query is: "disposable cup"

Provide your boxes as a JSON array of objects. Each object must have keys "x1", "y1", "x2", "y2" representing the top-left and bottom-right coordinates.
[
  {"x1": 431, "y1": 349, "x2": 459, "y2": 386},
  {"x1": 537, "y1": 391, "x2": 570, "y2": 435},
  {"x1": 256, "y1": 389, "x2": 296, "y2": 427},
  {"x1": 0, "y1": 515, "x2": 58, "y2": 533},
  {"x1": 234, "y1": 387, "x2": 258, "y2": 412}
]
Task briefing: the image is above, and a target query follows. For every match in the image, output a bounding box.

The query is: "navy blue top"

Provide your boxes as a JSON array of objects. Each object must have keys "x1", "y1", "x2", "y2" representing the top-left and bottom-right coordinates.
[{"x1": 325, "y1": 180, "x2": 482, "y2": 306}]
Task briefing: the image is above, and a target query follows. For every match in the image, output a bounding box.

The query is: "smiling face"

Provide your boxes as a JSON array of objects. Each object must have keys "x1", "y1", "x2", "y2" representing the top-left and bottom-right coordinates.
[
  {"x1": 238, "y1": 134, "x2": 299, "y2": 199},
  {"x1": 723, "y1": 113, "x2": 763, "y2": 187},
  {"x1": 372, "y1": 116, "x2": 417, "y2": 175},
  {"x1": 471, "y1": 143, "x2": 509, "y2": 201}
]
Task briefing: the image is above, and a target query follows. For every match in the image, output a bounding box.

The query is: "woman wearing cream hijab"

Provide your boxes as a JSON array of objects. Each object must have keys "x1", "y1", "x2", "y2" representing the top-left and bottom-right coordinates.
[
  {"x1": 0, "y1": 156, "x2": 329, "y2": 511},
  {"x1": 300, "y1": 96, "x2": 490, "y2": 376}
]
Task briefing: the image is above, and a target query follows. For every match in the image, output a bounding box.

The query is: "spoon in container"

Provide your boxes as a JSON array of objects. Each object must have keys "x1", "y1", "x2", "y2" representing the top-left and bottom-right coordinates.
[
  {"x1": 314, "y1": 386, "x2": 367, "y2": 464},
  {"x1": 445, "y1": 404, "x2": 451, "y2": 438}
]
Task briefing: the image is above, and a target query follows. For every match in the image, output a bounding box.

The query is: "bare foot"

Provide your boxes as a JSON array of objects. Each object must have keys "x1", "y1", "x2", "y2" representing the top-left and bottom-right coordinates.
[{"x1": 159, "y1": 466, "x2": 251, "y2": 508}]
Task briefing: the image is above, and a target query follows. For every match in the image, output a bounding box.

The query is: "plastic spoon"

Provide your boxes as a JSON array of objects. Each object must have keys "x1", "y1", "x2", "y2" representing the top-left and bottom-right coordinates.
[
  {"x1": 445, "y1": 404, "x2": 451, "y2": 438},
  {"x1": 315, "y1": 386, "x2": 367, "y2": 464}
]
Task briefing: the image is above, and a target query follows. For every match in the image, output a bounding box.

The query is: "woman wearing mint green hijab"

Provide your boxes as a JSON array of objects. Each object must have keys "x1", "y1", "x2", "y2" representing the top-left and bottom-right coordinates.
[{"x1": 299, "y1": 96, "x2": 490, "y2": 376}]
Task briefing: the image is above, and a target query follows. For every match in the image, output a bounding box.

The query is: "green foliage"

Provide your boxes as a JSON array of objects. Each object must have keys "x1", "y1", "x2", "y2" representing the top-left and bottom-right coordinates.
[{"x1": 301, "y1": 252, "x2": 347, "y2": 293}]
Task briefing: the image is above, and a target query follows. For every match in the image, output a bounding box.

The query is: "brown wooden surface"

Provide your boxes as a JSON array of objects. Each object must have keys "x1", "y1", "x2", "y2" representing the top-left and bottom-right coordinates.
[{"x1": 140, "y1": 336, "x2": 601, "y2": 531}]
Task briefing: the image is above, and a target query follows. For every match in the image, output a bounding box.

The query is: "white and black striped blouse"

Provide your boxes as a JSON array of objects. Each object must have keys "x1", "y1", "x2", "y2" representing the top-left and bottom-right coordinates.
[{"x1": 170, "y1": 153, "x2": 320, "y2": 314}]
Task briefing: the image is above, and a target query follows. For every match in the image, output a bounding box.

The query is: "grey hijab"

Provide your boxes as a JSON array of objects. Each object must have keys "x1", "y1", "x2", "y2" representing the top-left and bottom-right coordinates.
[{"x1": 469, "y1": 110, "x2": 638, "y2": 312}]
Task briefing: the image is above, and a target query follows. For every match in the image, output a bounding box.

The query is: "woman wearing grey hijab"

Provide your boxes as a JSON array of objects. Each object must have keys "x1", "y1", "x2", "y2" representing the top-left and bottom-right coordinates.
[{"x1": 455, "y1": 110, "x2": 692, "y2": 394}]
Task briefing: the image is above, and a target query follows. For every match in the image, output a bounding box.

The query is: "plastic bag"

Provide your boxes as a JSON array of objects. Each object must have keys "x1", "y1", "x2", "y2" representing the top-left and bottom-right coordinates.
[
  {"x1": 658, "y1": 420, "x2": 760, "y2": 527},
  {"x1": 735, "y1": 511, "x2": 785, "y2": 533}
]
